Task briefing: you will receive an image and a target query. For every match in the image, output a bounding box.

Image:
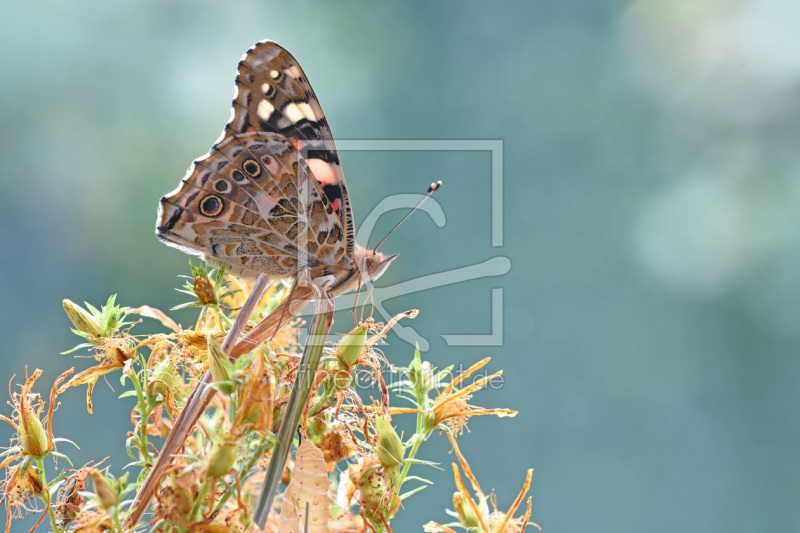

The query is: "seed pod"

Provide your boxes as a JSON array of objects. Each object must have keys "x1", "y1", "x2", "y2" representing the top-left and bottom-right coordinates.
[
  {"x1": 207, "y1": 441, "x2": 237, "y2": 477},
  {"x1": 375, "y1": 418, "x2": 404, "y2": 469},
  {"x1": 453, "y1": 492, "x2": 481, "y2": 529},
  {"x1": 90, "y1": 469, "x2": 117, "y2": 511},
  {"x1": 408, "y1": 346, "x2": 434, "y2": 395},
  {"x1": 330, "y1": 367, "x2": 352, "y2": 393},
  {"x1": 63, "y1": 299, "x2": 103, "y2": 341},
  {"x1": 207, "y1": 334, "x2": 235, "y2": 394},
  {"x1": 421, "y1": 408, "x2": 438, "y2": 433},
  {"x1": 151, "y1": 357, "x2": 179, "y2": 400},
  {"x1": 194, "y1": 275, "x2": 218, "y2": 305},
  {"x1": 358, "y1": 466, "x2": 388, "y2": 515},
  {"x1": 337, "y1": 325, "x2": 368, "y2": 367},
  {"x1": 18, "y1": 373, "x2": 48, "y2": 457}
]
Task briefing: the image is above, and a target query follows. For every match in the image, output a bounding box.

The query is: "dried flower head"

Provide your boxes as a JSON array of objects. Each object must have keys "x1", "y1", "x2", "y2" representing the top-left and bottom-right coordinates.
[
  {"x1": 56, "y1": 459, "x2": 106, "y2": 526},
  {"x1": 1, "y1": 368, "x2": 72, "y2": 460},
  {"x1": 424, "y1": 433, "x2": 539, "y2": 533}
]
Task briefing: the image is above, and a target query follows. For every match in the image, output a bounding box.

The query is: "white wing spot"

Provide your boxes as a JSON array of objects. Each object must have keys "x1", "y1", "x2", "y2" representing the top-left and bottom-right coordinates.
[
  {"x1": 269, "y1": 69, "x2": 280, "y2": 79},
  {"x1": 283, "y1": 102, "x2": 305, "y2": 124},
  {"x1": 260, "y1": 82, "x2": 272, "y2": 95},
  {"x1": 297, "y1": 102, "x2": 317, "y2": 121},
  {"x1": 257, "y1": 100, "x2": 275, "y2": 121},
  {"x1": 287, "y1": 65, "x2": 301, "y2": 77}
]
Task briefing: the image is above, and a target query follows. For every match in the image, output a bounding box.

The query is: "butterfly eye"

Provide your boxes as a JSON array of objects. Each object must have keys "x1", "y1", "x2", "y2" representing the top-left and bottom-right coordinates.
[
  {"x1": 214, "y1": 180, "x2": 230, "y2": 193},
  {"x1": 243, "y1": 159, "x2": 261, "y2": 177},
  {"x1": 200, "y1": 195, "x2": 224, "y2": 217}
]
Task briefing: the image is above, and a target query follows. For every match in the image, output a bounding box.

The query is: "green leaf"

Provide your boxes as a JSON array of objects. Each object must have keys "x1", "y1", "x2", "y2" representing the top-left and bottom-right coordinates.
[
  {"x1": 404, "y1": 475, "x2": 433, "y2": 484},
  {"x1": 403, "y1": 458, "x2": 442, "y2": 469},
  {"x1": 52, "y1": 438, "x2": 80, "y2": 449},
  {"x1": 399, "y1": 484, "x2": 428, "y2": 500},
  {"x1": 48, "y1": 452, "x2": 74, "y2": 466},
  {"x1": 0, "y1": 447, "x2": 22, "y2": 458}
]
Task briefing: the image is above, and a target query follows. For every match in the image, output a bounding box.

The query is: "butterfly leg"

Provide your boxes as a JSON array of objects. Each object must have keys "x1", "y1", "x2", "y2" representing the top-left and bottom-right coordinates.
[
  {"x1": 126, "y1": 274, "x2": 272, "y2": 528},
  {"x1": 269, "y1": 276, "x2": 300, "y2": 342},
  {"x1": 252, "y1": 280, "x2": 335, "y2": 528},
  {"x1": 351, "y1": 278, "x2": 362, "y2": 327}
]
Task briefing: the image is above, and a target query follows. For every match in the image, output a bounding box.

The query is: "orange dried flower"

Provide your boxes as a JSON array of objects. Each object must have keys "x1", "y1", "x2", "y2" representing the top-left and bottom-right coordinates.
[
  {"x1": 424, "y1": 433, "x2": 539, "y2": 533},
  {"x1": 232, "y1": 352, "x2": 273, "y2": 436},
  {"x1": 318, "y1": 429, "x2": 355, "y2": 466},
  {"x1": 58, "y1": 335, "x2": 134, "y2": 413},
  {"x1": 1, "y1": 368, "x2": 73, "y2": 459},
  {"x1": 391, "y1": 358, "x2": 517, "y2": 435}
]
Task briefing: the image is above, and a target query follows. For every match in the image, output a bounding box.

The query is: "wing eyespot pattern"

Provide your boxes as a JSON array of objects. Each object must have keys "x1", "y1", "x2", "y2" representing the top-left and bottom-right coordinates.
[
  {"x1": 214, "y1": 179, "x2": 230, "y2": 193},
  {"x1": 243, "y1": 158, "x2": 261, "y2": 177},
  {"x1": 159, "y1": 42, "x2": 359, "y2": 271},
  {"x1": 200, "y1": 195, "x2": 224, "y2": 217}
]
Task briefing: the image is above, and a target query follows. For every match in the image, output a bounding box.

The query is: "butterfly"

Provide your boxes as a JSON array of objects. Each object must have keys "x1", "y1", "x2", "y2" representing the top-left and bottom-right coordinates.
[
  {"x1": 131, "y1": 41, "x2": 440, "y2": 528},
  {"x1": 156, "y1": 40, "x2": 397, "y2": 299}
]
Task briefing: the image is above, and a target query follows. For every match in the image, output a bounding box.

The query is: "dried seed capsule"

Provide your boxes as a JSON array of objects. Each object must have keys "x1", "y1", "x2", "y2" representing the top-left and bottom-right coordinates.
[
  {"x1": 375, "y1": 418, "x2": 404, "y2": 469},
  {"x1": 207, "y1": 441, "x2": 237, "y2": 477},
  {"x1": 337, "y1": 324, "x2": 368, "y2": 367},
  {"x1": 63, "y1": 299, "x2": 103, "y2": 340},
  {"x1": 90, "y1": 469, "x2": 117, "y2": 511},
  {"x1": 207, "y1": 334, "x2": 235, "y2": 394}
]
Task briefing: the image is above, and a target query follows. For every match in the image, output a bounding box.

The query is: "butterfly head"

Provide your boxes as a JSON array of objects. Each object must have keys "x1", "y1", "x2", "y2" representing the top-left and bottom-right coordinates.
[{"x1": 355, "y1": 246, "x2": 398, "y2": 283}]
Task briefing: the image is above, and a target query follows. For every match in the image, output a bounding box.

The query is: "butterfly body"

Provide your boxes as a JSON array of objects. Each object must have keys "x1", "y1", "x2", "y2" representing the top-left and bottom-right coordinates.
[{"x1": 156, "y1": 41, "x2": 396, "y2": 294}]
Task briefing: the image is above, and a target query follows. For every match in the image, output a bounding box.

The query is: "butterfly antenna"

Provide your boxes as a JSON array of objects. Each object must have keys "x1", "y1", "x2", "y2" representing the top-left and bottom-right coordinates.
[{"x1": 373, "y1": 181, "x2": 442, "y2": 253}]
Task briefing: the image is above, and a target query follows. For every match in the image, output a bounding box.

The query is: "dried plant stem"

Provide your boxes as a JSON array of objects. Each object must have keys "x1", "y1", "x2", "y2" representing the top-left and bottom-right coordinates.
[
  {"x1": 252, "y1": 288, "x2": 334, "y2": 529},
  {"x1": 126, "y1": 274, "x2": 272, "y2": 528}
]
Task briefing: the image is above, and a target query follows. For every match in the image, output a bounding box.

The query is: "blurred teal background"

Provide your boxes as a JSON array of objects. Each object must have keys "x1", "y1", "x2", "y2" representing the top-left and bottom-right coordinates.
[{"x1": 2, "y1": 1, "x2": 800, "y2": 530}]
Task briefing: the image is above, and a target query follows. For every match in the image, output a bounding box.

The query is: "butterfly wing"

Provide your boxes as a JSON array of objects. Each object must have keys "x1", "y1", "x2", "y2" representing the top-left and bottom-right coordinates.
[
  {"x1": 157, "y1": 133, "x2": 347, "y2": 280},
  {"x1": 220, "y1": 41, "x2": 355, "y2": 257}
]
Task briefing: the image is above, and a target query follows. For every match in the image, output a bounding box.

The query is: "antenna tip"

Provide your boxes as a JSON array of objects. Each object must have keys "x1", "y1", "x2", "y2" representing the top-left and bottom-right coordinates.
[{"x1": 427, "y1": 180, "x2": 443, "y2": 193}]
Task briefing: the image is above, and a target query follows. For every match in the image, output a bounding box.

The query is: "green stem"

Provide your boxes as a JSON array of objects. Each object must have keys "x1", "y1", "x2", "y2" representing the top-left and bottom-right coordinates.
[
  {"x1": 387, "y1": 413, "x2": 426, "y2": 515},
  {"x1": 252, "y1": 293, "x2": 334, "y2": 528},
  {"x1": 385, "y1": 367, "x2": 432, "y2": 515},
  {"x1": 215, "y1": 305, "x2": 233, "y2": 327},
  {"x1": 112, "y1": 512, "x2": 124, "y2": 533},
  {"x1": 128, "y1": 357, "x2": 151, "y2": 462},
  {"x1": 308, "y1": 381, "x2": 335, "y2": 418},
  {"x1": 35, "y1": 457, "x2": 61, "y2": 533},
  {"x1": 189, "y1": 475, "x2": 212, "y2": 521},
  {"x1": 213, "y1": 436, "x2": 273, "y2": 515}
]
